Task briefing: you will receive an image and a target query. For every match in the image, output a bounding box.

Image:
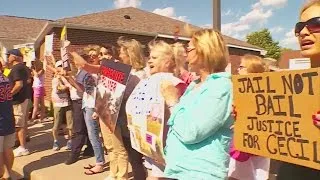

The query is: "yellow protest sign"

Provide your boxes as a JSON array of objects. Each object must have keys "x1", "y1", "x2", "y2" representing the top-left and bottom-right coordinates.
[{"x1": 233, "y1": 68, "x2": 320, "y2": 170}]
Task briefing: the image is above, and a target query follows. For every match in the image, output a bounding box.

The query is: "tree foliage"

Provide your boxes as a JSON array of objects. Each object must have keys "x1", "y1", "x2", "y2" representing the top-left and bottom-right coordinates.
[{"x1": 246, "y1": 29, "x2": 281, "y2": 60}]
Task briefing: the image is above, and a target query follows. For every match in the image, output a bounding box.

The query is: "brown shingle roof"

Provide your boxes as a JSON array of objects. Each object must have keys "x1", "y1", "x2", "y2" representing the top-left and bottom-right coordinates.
[
  {"x1": 59, "y1": 7, "x2": 263, "y2": 51},
  {"x1": 0, "y1": 15, "x2": 50, "y2": 40},
  {"x1": 0, "y1": 7, "x2": 263, "y2": 52},
  {"x1": 59, "y1": 7, "x2": 198, "y2": 37}
]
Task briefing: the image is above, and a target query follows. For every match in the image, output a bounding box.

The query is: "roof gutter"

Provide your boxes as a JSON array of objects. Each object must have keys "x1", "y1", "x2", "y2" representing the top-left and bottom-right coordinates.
[
  {"x1": 157, "y1": 33, "x2": 266, "y2": 56},
  {"x1": 33, "y1": 23, "x2": 266, "y2": 56},
  {"x1": 156, "y1": 34, "x2": 191, "y2": 41},
  {"x1": 227, "y1": 44, "x2": 267, "y2": 56}
]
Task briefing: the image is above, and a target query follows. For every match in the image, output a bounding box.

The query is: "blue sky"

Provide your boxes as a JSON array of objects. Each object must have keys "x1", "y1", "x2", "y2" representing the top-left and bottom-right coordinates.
[{"x1": 0, "y1": 0, "x2": 304, "y2": 49}]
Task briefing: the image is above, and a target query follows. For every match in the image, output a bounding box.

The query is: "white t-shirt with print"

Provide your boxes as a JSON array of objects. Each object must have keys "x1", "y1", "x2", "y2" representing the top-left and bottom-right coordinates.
[{"x1": 82, "y1": 73, "x2": 98, "y2": 109}]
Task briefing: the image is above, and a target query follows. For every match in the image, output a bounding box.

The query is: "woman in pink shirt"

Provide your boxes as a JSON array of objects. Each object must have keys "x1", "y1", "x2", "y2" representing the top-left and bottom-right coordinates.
[{"x1": 31, "y1": 60, "x2": 46, "y2": 123}]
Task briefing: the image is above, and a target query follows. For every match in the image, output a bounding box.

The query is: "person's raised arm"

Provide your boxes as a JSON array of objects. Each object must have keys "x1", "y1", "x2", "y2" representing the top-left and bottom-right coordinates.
[{"x1": 70, "y1": 52, "x2": 100, "y2": 74}]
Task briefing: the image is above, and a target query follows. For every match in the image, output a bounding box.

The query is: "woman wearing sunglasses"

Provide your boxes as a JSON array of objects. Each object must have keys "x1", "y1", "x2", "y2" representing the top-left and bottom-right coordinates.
[
  {"x1": 277, "y1": 1, "x2": 320, "y2": 179},
  {"x1": 163, "y1": 28, "x2": 233, "y2": 179}
]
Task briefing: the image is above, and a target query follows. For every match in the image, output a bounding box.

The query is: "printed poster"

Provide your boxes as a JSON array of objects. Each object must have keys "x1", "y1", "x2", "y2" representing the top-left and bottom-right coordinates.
[
  {"x1": 95, "y1": 60, "x2": 131, "y2": 133},
  {"x1": 126, "y1": 73, "x2": 184, "y2": 163},
  {"x1": 233, "y1": 68, "x2": 320, "y2": 170}
]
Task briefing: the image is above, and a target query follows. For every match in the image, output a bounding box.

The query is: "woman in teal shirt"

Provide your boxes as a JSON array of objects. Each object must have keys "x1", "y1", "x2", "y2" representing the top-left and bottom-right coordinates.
[{"x1": 162, "y1": 28, "x2": 233, "y2": 179}]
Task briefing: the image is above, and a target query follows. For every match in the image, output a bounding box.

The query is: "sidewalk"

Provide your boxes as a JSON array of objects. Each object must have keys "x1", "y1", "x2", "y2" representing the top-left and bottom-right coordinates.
[{"x1": 12, "y1": 120, "x2": 130, "y2": 180}]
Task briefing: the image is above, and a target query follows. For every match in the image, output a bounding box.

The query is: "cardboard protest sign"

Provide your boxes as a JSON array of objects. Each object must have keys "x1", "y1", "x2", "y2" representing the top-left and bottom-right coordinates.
[
  {"x1": 95, "y1": 60, "x2": 131, "y2": 133},
  {"x1": 126, "y1": 73, "x2": 184, "y2": 163},
  {"x1": 233, "y1": 68, "x2": 320, "y2": 170}
]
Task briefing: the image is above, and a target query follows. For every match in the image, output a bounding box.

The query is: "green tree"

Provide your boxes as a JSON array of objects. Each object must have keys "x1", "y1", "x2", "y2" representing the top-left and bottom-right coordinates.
[{"x1": 246, "y1": 29, "x2": 281, "y2": 60}]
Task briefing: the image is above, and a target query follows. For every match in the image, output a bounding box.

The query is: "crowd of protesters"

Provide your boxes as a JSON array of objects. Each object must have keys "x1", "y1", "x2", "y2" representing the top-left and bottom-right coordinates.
[{"x1": 0, "y1": 0, "x2": 320, "y2": 179}]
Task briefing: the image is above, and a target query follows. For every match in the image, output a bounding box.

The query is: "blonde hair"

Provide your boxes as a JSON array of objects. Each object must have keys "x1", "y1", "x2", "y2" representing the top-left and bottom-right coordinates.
[
  {"x1": 186, "y1": 26, "x2": 229, "y2": 73},
  {"x1": 84, "y1": 45, "x2": 100, "y2": 54},
  {"x1": 117, "y1": 37, "x2": 145, "y2": 70},
  {"x1": 172, "y1": 42, "x2": 186, "y2": 68},
  {"x1": 242, "y1": 54, "x2": 269, "y2": 73},
  {"x1": 148, "y1": 40, "x2": 182, "y2": 76},
  {"x1": 300, "y1": 0, "x2": 320, "y2": 16}
]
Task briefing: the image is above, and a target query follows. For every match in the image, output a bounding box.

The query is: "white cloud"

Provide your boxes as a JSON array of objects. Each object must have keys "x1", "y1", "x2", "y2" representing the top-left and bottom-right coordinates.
[
  {"x1": 152, "y1": 7, "x2": 188, "y2": 22},
  {"x1": 270, "y1": 26, "x2": 284, "y2": 33},
  {"x1": 239, "y1": 8, "x2": 272, "y2": 24},
  {"x1": 280, "y1": 29, "x2": 299, "y2": 49},
  {"x1": 221, "y1": 0, "x2": 287, "y2": 40},
  {"x1": 253, "y1": 0, "x2": 288, "y2": 9},
  {"x1": 221, "y1": 5, "x2": 272, "y2": 37},
  {"x1": 222, "y1": 22, "x2": 250, "y2": 36},
  {"x1": 114, "y1": 0, "x2": 141, "y2": 9}
]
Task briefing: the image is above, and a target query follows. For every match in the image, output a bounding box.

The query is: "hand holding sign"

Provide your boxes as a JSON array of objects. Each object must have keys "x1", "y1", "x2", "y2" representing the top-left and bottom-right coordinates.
[{"x1": 160, "y1": 80, "x2": 180, "y2": 107}]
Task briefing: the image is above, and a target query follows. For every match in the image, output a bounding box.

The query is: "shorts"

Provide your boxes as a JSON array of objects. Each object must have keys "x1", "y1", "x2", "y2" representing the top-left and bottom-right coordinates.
[
  {"x1": 13, "y1": 99, "x2": 29, "y2": 128},
  {"x1": 33, "y1": 87, "x2": 46, "y2": 98},
  {"x1": 144, "y1": 157, "x2": 165, "y2": 177},
  {"x1": 53, "y1": 106, "x2": 73, "y2": 131},
  {"x1": 0, "y1": 133, "x2": 15, "y2": 152}
]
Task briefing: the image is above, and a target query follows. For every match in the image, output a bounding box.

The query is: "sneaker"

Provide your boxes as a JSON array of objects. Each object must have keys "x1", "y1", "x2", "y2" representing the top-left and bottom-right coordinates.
[
  {"x1": 14, "y1": 146, "x2": 30, "y2": 157},
  {"x1": 66, "y1": 140, "x2": 72, "y2": 150},
  {"x1": 52, "y1": 141, "x2": 60, "y2": 151}
]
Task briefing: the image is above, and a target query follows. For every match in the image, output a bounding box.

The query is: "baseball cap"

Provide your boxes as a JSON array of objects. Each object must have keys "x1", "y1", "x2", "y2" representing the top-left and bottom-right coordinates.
[{"x1": 6, "y1": 49, "x2": 23, "y2": 57}]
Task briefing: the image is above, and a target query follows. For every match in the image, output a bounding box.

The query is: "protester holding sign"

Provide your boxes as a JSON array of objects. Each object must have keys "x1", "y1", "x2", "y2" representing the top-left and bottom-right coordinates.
[
  {"x1": 228, "y1": 55, "x2": 270, "y2": 180},
  {"x1": 107, "y1": 38, "x2": 147, "y2": 180},
  {"x1": 31, "y1": 60, "x2": 46, "y2": 123},
  {"x1": 276, "y1": 1, "x2": 320, "y2": 179},
  {"x1": 161, "y1": 29, "x2": 233, "y2": 180},
  {"x1": 126, "y1": 40, "x2": 187, "y2": 179},
  {"x1": 51, "y1": 60, "x2": 73, "y2": 151},
  {"x1": 71, "y1": 39, "x2": 147, "y2": 180},
  {"x1": 81, "y1": 47, "x2": 106, "y2": 175}
]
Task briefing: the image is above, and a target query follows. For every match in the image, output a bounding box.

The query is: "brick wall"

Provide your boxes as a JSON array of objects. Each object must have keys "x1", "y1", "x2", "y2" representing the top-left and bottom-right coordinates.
[
  {"x1": 228, "y1": 47, "x2": 261, "y2": 74},
  {"x1": 40, "y1": 27, "x2": 261, "y2": 103}
]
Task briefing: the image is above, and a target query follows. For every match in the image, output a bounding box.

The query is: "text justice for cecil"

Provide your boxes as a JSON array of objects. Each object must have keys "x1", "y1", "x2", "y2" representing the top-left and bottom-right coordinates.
[{"x1": 242, "y1": 117, "x2": 320, "y2": 164}]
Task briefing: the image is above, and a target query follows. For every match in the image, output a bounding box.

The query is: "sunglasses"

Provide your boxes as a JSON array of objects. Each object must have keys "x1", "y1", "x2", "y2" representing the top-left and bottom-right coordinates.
[{"x1": 295, "y1": 17, "x2": 320, "y2": 36}]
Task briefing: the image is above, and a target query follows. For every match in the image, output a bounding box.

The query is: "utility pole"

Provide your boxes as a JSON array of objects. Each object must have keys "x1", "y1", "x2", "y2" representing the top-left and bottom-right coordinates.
[{"x1": 213, "y1": 0, "x2": 221, "y2": 31}]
